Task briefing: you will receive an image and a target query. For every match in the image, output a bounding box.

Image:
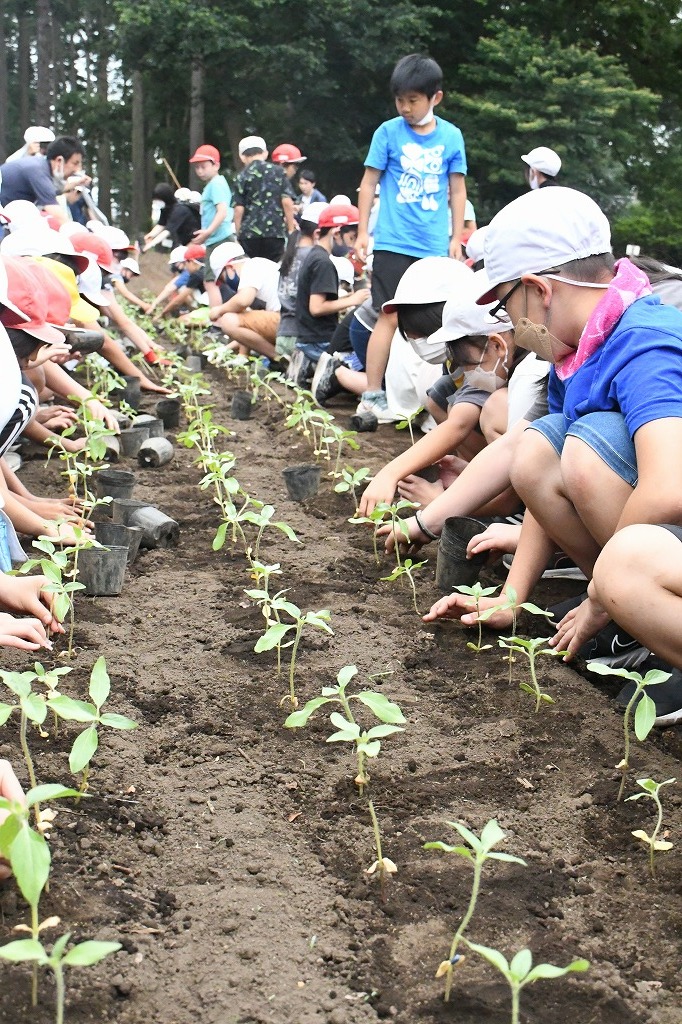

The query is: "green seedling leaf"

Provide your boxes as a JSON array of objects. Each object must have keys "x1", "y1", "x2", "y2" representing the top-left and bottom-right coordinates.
[
  {"x1": 26, "y1": 785, "x2": 81, "y2": 807},
  {"x1": 212, "y1": 522, "x2": 228, "y2": 551},
  {"x1": 254, "y1": 622, "x2": 291, "y2": 652},
  {"x1": 329, "y1": 712, "x2": 360, "y2": 736},
  {"x1": 337, "y1": 665, "x2": 358, "y2": 688},
  {"x1": 89, "y1": 656, "x2": 111, "y2": 710},
  {"x1": 526, "y1": 960, "x2": 590, "y2": 982},
  {"x1": 358, "y1": 739, "x2": 381, "y2": 758},
  {"x1": 69, "y1": 727, "x2": 99, "y2": 774},
  {"x1": 98, "y1": 713, "x2": 138, "y2": 730},
  {"x1": 366, "y1": 724, "x2": 404, "y2": 739},
  {"x1": 327, "y1": 728, "x2": 361, "y2": 743},
  {"x1": 284, "y1": 697, "x2": 329, "y2": 728},
  {"x1": 510, "y1": 948, "x2": 533, "y2": 980},
  {"x1": 446, "y1": 820, "x2": 481, "y2": 851},
  {"x1": 0, "y1": 815, "x2": 21, "y2": 855},
  {"x1": 0, "y1": 939, "x2": 46, "y2": 963},
  {"x1": 11, "y1": 827, "x2": 50, "y2": 908},
  {"x1": 479, "y1": 819, "x2": 505, "y2": 852},
  {"x1": 355, "y1": 691, "x2": 406, "y2": 724},
  {"x1": 0, "y1": 703, "x2": 13, "y2": 726},
  {"x1": 62, "y1": 940, "x2": 122, "y2": 967},
  {"x1": 467, "y1": 941, "x2": 509, "y2": 974},
  {"x1": 0, "y1": 671, "x2": 35, "y2": 697},
  {"x1": 47, "y1": 696, "x2": 97, "y2": 723},
  {"x1": 634, "y1": 692, "x2": 657, "y2": 741},
  {"x1": 20, "y1": 693, "x2": 47, "y2": 725},
  {"x1": 488, "y1": 851, "x2": 528, "y2": 865}
]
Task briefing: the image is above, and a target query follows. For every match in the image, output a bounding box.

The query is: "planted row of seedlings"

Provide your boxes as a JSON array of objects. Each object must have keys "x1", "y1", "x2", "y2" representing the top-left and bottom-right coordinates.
[{"x1": 167, "y1": 345, "x2": 661, "y2": 1022}]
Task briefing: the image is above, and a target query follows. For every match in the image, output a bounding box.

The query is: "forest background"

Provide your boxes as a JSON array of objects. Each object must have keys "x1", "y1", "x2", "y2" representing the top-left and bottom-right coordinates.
[{"x1": 2, "y1": 0, "x2": 681, "y2": 260}]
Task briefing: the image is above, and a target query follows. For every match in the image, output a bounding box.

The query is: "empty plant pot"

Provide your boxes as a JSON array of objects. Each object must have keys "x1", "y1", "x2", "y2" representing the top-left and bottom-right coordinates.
[
  {"x1": 132, "y1": 414, "x2": 164, "y2": 438},
  {"x1": 94, "y1": 522, "x2": 144, "y2": 564},
  {"x1": 231, "y1": 391, "x2": 253, "y2": 420},
  {"x1": 436, "y1": 516, "x2": 488, "y2": 593},
  {"x1": 282, "y1": 464, "x2": 321, "y2": 502},
  {"x1": 95, "y1": 469, "x2": 135, "y2": 503},
  {"x1": 185, "y1": 355, "x2": 203, "y2": 372},
  {"x1": 119, "y1": 426, "x2": 151, "y2": 457},
  {"x1": 349, "y1": 410, "x2": 378, "y2": 433},
  {"x1": 129, "y1": 506, "x2": 180, "y2": 548},
  {"x1": 117, "y1": 375, "x2": 141, "y2": 410},
  {"x1": 138, "y1": 437, "x2": 174, "y2": 468},
  {"x1": 156, "y1": 398, "x2": 181, "y2": 429},
  {"x1": 104, "y1": 436, "x2": 120, "y2": 463},
  {"x1": 77, "y1": 545, "x2": 128, "y2": 596},
  {"x1": 111, "y1": 498, "x2": 150, "y2": 526}
]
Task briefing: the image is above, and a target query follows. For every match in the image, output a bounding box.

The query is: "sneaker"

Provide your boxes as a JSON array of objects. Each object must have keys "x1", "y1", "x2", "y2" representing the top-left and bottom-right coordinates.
[
  {"x1": 616, "y1": 669, "x2": 682, "y2": 727},
  {"x1": 356, "y1": 389, "x2": 398, "y2": 424},
  {"x1": 311, "y1": 353, "x2": 343, "y2": 406},
  {"x1": 286, "y1": 348, "x2": 314, "y2": 387},
  {"x1": 503, "y1": 551, "x2": 587, "y2": 580},
  {"x1": 205, "y1": 324, "x2": 223, "y2": 338}
]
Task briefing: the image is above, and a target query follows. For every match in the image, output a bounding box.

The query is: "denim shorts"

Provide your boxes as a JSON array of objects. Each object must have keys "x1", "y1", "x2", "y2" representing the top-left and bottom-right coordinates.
[{"x1": 526, "y1": 411, "x2": 638, "y2": 487}]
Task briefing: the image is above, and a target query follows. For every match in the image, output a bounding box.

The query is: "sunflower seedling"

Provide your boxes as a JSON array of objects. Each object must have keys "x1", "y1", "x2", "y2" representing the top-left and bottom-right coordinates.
[
  {"x1": 497, "y1": 636, "x2": 566, "y2": 712},
  {"x1": 254, "y1": 602, "x2": 333, "y2": 709},
  {"x1": 395, "y1": 405, "x2": 424, "y2": 445},
  {"x1": 464, "y1": 942, "x2": 589, "y2": 1024},
  {"x1": 453, "y1": 582, "x2": 500, "y2": 652},
  {"x1": 381, "y1": 558, "x2": 427, "y2": 616},
  {"x1": 480, "y1": 586, "x2": 553, "y2": 683},
  {"x1": 47, "y1": 656, "x2": 138, "y2": 795},
  {"x1": 424, "y1": 819, "x2": 526, "y2": 1001},
  {"x1": 587, "y1": 663, "x2": 671, "y2": 800},
  {"x1": 626, "y1": 776, "x2": 675, "y2": 877},
  {"x1": 334, "y1": 466, "x2": 371, "y2": 509}
]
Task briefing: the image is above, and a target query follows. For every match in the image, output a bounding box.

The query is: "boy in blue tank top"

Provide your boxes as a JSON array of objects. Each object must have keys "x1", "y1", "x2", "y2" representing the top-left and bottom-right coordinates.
[{"x1": 355, "y1": 54, "x2": 468, "y2": 422}]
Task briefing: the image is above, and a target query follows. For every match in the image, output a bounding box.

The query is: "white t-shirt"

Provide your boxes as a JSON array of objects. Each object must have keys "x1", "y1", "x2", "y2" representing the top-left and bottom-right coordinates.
[
  {"x1": 0, "y1": 323, "x2": 21, "y2": 433},
  {"x1": 507, "y1": 351, "x2": 550, "y2": 428},
  {"x1": 238, "y1": 257, "x2": 281, "y2": 312}
]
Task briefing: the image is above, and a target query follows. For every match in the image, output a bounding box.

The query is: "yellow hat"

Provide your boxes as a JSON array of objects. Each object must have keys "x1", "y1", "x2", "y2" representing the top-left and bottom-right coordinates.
[{"x1": 33, "y1": 256, "x2": 100, "y2": 324}]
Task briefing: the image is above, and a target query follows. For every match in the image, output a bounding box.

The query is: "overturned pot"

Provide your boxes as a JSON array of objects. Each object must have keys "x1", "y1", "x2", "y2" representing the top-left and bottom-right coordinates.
[
  {"x1": 129, "y1": 506, "x2": 179, "y2": 549},
  {"x1": 138, "y1": 437, "x2": 174, "y2": 468},
  {"x1": 77, "y1": 544, "x2": 128, "y2": 596},
  {"x1": 111, "y1": 498, "x2": 150, "y2": 526},
  {"x1": 132, "y1": 414, "x2": 164, "y2": 438},
  {"x1": 282, "y1": 464, "x2": 321, "y2": 502}
]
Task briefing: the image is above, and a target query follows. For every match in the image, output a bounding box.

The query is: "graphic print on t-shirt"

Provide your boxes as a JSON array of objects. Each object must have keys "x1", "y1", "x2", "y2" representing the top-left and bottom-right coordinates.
[{"x1": 397, "y1": 143, "x2": 445, "y2": 211}]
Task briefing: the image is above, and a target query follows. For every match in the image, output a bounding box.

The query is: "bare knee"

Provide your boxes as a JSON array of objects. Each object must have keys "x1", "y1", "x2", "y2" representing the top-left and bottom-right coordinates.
[{"x1": 510, "y1": 429, "x2": 559, "y2": 503}]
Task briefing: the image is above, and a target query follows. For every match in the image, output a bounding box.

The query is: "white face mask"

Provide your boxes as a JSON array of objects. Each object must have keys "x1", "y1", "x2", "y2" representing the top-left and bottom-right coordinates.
[
  {"x1": 151, "y1": 199, "x2": 164, "y2": 224},
  {"x1": 409, "y1": 334, "x2": 447, "y2": 365},
  {"x1": 463, "y1": 340, "x2": 508, "y2": 392},
  {"x1": 529, "y1": 171, "x2": 540, "y2": 191},
  {"x1": 415, "y1": 104, "x2": 435, "y2": 127}
]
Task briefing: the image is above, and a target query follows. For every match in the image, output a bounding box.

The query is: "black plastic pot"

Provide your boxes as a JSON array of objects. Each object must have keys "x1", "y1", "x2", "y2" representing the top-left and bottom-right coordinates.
[
  {"x1": 113, "y1": 375, "x2": 141, "y2": 411},
  {"x1": 132, "y1": 414, "x2": 164, "y2": 438},
  {"x1": 119, "y1": 426, "x2": 151, "y2": 457},
  {"x1": 231, "y1": 391, "x2": 253, "y2": 420},
  {"x1": 111, "y1": 498, "x2": 150, "y2": 526},
  {"x1": 77, "y1": 545, "x2": 128, "y2": 596},
  {"x1": 94, "y1": 522, "x2": 143, "y2": 564},
  {"x1": 185, "y1": 355, "x2": 203, "y2": 372},
  {"x1": 138, "y1": 438, "x2": 174, "y2": 468},
  {"x1": 95, "y1": 469, "x2": 135, "y2": 502},
  {"x1": 104, "y1": 436, "x2": 120, "y2": 463},
  {"x1": 156, "y1": 398, "x2": 181, "y2": 429},
  {"x1": 129, "y1": 506, "x2": 180, "y2": 548},
  {"x1": 282, "y1": 464, "x2": 321, "y2": 502},
  {"x1": 349, "y1": 410, "x2": 378, "y2": 432},
  {"x1": 436, "y1": 516, "x2": 488, "y2": 593}
]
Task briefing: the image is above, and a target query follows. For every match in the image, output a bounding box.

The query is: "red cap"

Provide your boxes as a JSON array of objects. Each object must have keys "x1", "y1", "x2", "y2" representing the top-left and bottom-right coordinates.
[
  {"x1": 24, "y1": 261, "x2": 72, "y2": 327},
  {"x1": 271, "y1": 144, "x2": 306, "y2": 164},
  {"x1": 318, "y1": 204, "x2": 360, "y2": 229},
  {"x1": 189, "y1": 144, "x2": 220, "y2": 165},
  {"x1": 69, "y1": 231, "x2": 118, "y2": 274},
  {"x1": 183, "y1": 243, "x2": 206, "y2": 263},
  {"x1": 1, "y1": 257, "x2": 66, "y2": 344}
]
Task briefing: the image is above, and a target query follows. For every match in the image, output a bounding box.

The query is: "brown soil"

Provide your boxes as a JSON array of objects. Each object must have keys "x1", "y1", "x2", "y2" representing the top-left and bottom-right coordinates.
[{"x1": 1, "y1": 365, "x2": 681, "y2": 1024}]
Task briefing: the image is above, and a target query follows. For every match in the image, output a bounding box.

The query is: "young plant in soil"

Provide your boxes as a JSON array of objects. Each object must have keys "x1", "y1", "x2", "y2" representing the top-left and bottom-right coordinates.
[
  {"x1": 285, "y1": 664, "x2": 406, "y2": 896},
  {"x1": 352, "y1": 499, "x2": 419, "y2": 568},
  {"x1": 395, "y1": 405, "x2": 424, "y2": 445},
  {"x1": 17, "y1": 536, "x2": 83, "y2": 627},
  {"x1": 241, "y1": 504, "x2": 300, "y2": 564},
  {"x1": 424, "y1": 819, "x2": 526, "y2": 1001},
  {"x1": 381, "y1": 558, "x2": 427, "y2": 615},
  {"x1": 480, "y1": 586, "x2": 553, "y2": 683},
  {"x1": 0, "y1": 670, "x2": 49, "y2": 815},
  {"x1": 254, "y1": 603, "x2": 333, "y2": 708},
  {"x1": 322, "y1": 425, "x2": 360, "y2": 479},
  {"x1": 626, "y1": 776, "x2": 676, "y2": 876},
  {"x1": 464, "y1": 941, "x2": 589, "y2": 1024},
  {"x1": 587, "y1": 663, "x2": 671, "y2": 800},
  {"x1": 334, "y1": 466, "x2": 371, "y2": 510},
  {"x1": 0, "y1": 783, "x2": 82, "y2": 1005},
  {"x1": 47, "y1": 656, "x2": 138, "y2": 795},
  {"x1": 33, "y1": 663, "x2": 73, "y2": 733},
  {"x1": 497, "y1": 636, "x2": 566, "y2": 712},
  {"x1": 453, "y1": 582, "x2": 500, "y2": 652},
  {"x1": 0, "y1": 931, "x2": 121, "y2": 1024}
]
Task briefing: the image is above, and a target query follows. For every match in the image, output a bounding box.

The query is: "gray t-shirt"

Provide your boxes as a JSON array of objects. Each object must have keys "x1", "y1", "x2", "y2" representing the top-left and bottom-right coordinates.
[{"x1": 0, "y1": 156, "x2": 57, "y2": 207}]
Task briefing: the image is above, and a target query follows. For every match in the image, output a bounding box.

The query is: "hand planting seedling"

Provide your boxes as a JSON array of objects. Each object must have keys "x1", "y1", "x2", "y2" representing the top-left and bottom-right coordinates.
[
  {"x1": 587, "y1": 663, "x2": 671, "y2": 800},
  {"x1": 334, "y1": 466, "x2": 371, "y2": 510},
  {"x1": 47, "y1": 657, "x2": 138, "y2": 795},
  {"x1": 497, "y1": 636, "x2": 566, "y2": 712},
  {"x1": 381, "y1": 558, "x2": 427, "y2": 616},
  {"x1": 254, "y1": 602, "x2": 333, "y2": 708},
  {"x1": 18, "y1": 536, "x2": 84, "y2": 628},
  {"x1": 285, "y1": 665, "x2": 406, "y2": 897},
  {"x1": 626, "y1": 776, "x2": 675, "y2": 876},
  {"x1": 424, "y1": 819, "x2": 526, "y2": 1002},
  {"x1": 480, "y1": 586, "x2": 553, "y2": 683},
  {"x1": 351, "y1": 499, "x2": 419, "y2": 568},
  {"x1": 464, "y1": 941, "x2": 589, "y2": 1024},
  {"x1": 453, "y1": 582, "x2": 501, "y2": 652},
  {"x1": 0, "y1": 930, "x2": 121, "y2": 1024}
]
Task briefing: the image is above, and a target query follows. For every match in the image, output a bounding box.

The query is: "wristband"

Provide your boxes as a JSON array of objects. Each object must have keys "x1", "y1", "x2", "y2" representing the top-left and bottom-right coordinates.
[
  {"x1": 144, "y1": 350, "x2": 158, "y2": 365},
  {"x1": 414, "y1": 510, "x2": 439, "y2": 542}
]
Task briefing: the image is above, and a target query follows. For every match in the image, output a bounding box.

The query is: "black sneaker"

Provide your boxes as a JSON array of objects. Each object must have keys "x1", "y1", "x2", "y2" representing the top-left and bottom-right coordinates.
[
  {"x1": 616, "y1": 669, "x2": 682, "y2": 727},
  {"x1": 548, "y1": 595, "x2": 651, "y2": 669},
  {"x1": 311, "y1": 353, "x2": 343, "y2": 406}
]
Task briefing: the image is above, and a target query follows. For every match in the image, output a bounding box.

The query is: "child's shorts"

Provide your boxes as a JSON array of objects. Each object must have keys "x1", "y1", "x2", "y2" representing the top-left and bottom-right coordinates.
[
  {"x1": 526, "y1": 410, "x2": 638, "y2": 487},
  {"x1": 371, "y1": 251, "x2": 419, "y2": 311},
  {"x1": 237, "y1": 311, "x2": 280, "y2": 344}
]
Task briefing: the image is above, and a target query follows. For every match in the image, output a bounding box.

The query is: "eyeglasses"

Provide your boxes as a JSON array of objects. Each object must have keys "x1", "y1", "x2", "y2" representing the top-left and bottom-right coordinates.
[{"x1": 489, "y1": 279, "x2": 522, "y2": 321}]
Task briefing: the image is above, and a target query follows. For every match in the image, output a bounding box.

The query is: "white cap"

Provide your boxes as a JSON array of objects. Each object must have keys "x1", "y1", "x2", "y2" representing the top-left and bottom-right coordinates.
[
  {"x1": 300, "y1": 201, "x2": 329, "y2": 225},
  {"x1": 238, "y1": 136, "x2": 266, "y2": 156},
  {"x1": 79, "y1": 255, "x2": 111, "y2": 306},
  {"x1": 174, "y1": 187, "x2": 192, "y2": 201},
  {"x1": 429, "y1": 270, "x2": 513, "y2": 358},
  {"x1": 521, "y1": 146, "x2": 562, "y2": 177},
  {"x1": 330, "y1": 255, "x2": 354, "y2": 286},
  {"x1": 329, "y1": 194, "x2": 351, "y2": 206},
  {"x1": 24, "y1": 125, "x2": 55, "y2": 144},
  {"x1": 168, "y1": 246, "x2": 187, "y2": 265},
  {"x1": 3, "y1": 199, "x2": 43, "y2": 233},
  {"x1": 465, "y1": 226, "x2": 487, "y2": 264},
  {"x1": 87, "y1": 223, "x2": 132, "y2": 250},
  {"x1": 189, "y1": 191, "x2": 202, "y2": 203},
  {"x1": 382, "y1": 256, "x2": 474, "y2": 314},
  {"x1": 478, "y1": 187, "x2": 611, "y2": 304},
  {"x1": 0, "y1": 227, "x2": 89, "y2": 274},
  {"x1": 120, "y1": 257, "x2": 140, "y2": 276},
  {"x1": 209, "y1": 241, "x2": 247, "y2": 278}
]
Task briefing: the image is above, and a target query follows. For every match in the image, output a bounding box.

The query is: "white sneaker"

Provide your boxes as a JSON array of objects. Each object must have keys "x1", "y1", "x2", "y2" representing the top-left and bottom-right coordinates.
[{"x1": 356, "y1": 389, "x2": 398, "y2": 424}]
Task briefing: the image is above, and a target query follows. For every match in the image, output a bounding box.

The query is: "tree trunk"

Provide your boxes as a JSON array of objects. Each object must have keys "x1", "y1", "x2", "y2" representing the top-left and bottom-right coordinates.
[
  {"x1": 0, "y1": 2, "x2": 7, "y2": 161},
  {"x1": 35, "y1": 0, "x2": 52, "y2": 125},
  {"x1": 18, "y1": 15, "x2": 31, "y2": 129},
  {"x1": 188, "y1": 59, "x2": 204, "y2": 188},
  {"x1": 95, "y1": 8, "x2": 111, "y2": 220},
  {"x1": 130, "y1": 70, "x2": 145, "y2": 237},
  {"x1": 223, "y1": 105, "x2": 243, "y2": 174}
]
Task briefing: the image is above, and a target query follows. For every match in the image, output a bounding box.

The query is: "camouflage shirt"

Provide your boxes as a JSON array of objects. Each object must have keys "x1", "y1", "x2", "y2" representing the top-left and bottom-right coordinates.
[{"x1": 233, "y1": 160, "x2": 295, "y2": 240}]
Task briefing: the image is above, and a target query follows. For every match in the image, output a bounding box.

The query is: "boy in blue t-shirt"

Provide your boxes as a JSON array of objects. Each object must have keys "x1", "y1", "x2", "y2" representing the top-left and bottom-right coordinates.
[
  {"x1": 189, "y1": 143, "x2": 234, "y2": 312},
  {"x1": 355, "y1": 54, "x2": 468, "y2": 421}
]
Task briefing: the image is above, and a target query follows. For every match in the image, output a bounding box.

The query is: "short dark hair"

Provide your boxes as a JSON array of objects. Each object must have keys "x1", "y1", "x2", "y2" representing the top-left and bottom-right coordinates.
[
  {"x1": 390, "y1": 54, "x2": 442, "y2": 98},
  {"x1": 550, "y1": 253, "x2": 615, "y2": 281},
  {"x1": 299, "y1": 169, "x2": 316, "y2": 184},
  {"x1": 45, "y1": 136, "x2": 85, "y2": 163},
  {"x1": 242, "y1": 147, "x2": 264, "y2": 158},
  {"x1": 152, "y1": 182, "x2": 176, "y2": 204},
  {"x1": 397, "y1": 301, "x2": 446, "y2": 340}
]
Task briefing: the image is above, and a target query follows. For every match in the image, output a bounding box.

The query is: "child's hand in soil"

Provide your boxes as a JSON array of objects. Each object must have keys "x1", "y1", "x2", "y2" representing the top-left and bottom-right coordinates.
[
  {"x1": 397, "y1": 474, "x2": 444, "y2": 506},
  {"x1": 0, "y1": 760, "x2": 25, "y2": 879},
  {"x1": 467, "y1": 523, "x2": 521, "y2": 559},
  {"x1": 85, "y1": 399, "x2": 120, "y2": 434},
  {"x1": 357, "y1": 470, "x2": 398, "y2": 517},
  {"x1": 0, "y1": 612, "x2": 53, "y2": 651},
  {"x1": 423, "y1": 592, "x2": 514, "y2": 629},
  {"x1": 0, "y1": 575, "x2": 65, "y2": 635},
  {"x1": 549, "y1": 594, "x2": 610, "y2": 661},
  {"x1": 377, "y1": 515, "x2": 429, "y2": 556}
]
